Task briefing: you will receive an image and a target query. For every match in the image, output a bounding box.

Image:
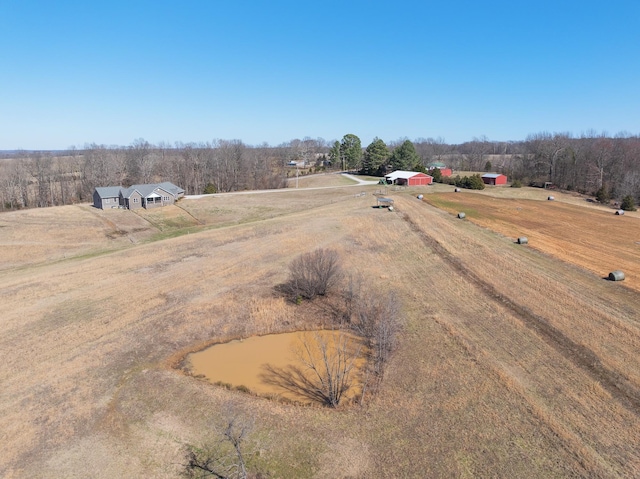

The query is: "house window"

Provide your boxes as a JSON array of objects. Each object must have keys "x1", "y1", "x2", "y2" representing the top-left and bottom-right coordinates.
[
  {"x1": 133, "y1": 198, "x2": 139, "y2": 203},
  {"x1": 163, "y1": 196, "x2": 169, "y2": 201}
]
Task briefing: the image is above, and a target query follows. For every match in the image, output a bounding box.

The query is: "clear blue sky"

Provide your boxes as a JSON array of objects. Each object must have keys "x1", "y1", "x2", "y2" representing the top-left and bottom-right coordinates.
[{"x1": 1, "y1": 0, "x2": 639, "y2": 150}]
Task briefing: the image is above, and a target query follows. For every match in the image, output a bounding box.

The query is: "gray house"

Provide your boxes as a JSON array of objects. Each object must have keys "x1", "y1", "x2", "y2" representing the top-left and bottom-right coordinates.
[{"x1": 93, "y1": 182, "x2": 185, "y2": 210}]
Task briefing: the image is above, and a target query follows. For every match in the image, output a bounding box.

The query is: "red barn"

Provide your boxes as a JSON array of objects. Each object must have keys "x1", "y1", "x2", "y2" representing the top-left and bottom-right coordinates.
[
  {"x1": 427, "y1": 162, "x2": 452, "y2": 177},
  {"x1": 482, "y1": 173, "x2": 508, "y2": 185},
  {"x1": 385, "y1": 171, "x2": 433, "y2": 186}
]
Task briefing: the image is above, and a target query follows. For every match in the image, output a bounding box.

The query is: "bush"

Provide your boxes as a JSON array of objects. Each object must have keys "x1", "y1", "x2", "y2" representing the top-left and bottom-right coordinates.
[
  {"x1": 284, "y1": 248, "x2": 342, "y2": 300},
  {"x1": 621, "y1": 195, "x2": 637, "y2": 211},
  {"x1": 449, "y1": 174, "x2": 484, "y2": 190},
  {"x1": 595, "y1": 186, "x2": 610, "y2": 204},
  {"x1": 203, "y1": 183, "x2": 217, "y2": 194},
  {"x1": 511, "y1": 179, "x2": 522, "y2": 188},
  {"x1": 465, "y1": 174, "x2": 485, "y2": 190}
]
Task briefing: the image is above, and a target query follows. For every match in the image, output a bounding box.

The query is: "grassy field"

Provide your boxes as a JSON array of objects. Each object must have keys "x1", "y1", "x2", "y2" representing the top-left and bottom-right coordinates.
[{"x1": 1, "y1": 181, "x2": 639, "y2": 478}]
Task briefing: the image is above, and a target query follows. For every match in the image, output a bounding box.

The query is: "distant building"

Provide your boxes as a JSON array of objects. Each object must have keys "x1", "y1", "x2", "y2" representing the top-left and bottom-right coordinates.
[
  {"x1": 481, "y1": 173, "x2": 508, "y2": 186},
  {"x1": 427, "y1": 162, "x2": 452, "y2": 177},
  {"x1": 93, "y1": 182, "x2": 185, "y2": 210},
  {"x1": 385, "y1": 171, "x2": 433, "y2": 186}
]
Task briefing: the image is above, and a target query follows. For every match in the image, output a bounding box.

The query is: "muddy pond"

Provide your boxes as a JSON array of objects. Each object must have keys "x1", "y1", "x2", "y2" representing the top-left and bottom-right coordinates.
[{"x1": 187, "y1": 330, "x2": 367, "y2": 405}]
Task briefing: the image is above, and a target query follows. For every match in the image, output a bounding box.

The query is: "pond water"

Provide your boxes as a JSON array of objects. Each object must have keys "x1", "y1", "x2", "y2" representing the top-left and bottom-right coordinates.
[{"x1": 187, "y1": 330, "x2": 367, "y2": 405}]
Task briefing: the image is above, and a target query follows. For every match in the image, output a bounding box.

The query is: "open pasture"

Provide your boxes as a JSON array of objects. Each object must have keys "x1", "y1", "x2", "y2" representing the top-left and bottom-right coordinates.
[{"x1": 1, "y1": 181, "x2": 639, "y2": 478}]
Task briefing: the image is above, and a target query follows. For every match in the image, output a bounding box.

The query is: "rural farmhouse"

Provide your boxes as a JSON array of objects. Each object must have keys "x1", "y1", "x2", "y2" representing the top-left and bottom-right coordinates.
[
  {"x1": 385, "y1": 171, "x2": 434, "y2": 186},
  {"x1": 93, "y1": 182, "x2": 185, "y2": 210},
  {"x1": 481, "y1": 173, "x2": 508, "y2": 186}
]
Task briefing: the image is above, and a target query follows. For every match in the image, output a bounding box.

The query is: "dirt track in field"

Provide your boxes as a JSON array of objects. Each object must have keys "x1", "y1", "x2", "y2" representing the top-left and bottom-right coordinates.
[
  {"x1": 1, "y1": 183, "x2": 640, "y2": 478},
  {"x1": 402, "y1": 206, "x2": 640, "y2": 415}
]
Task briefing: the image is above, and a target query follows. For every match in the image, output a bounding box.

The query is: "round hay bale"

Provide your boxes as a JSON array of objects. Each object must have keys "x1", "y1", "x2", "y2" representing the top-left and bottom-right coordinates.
[
  {"x1": 547, "y1": 196, "x2": 555, "y2": 201},
  {"x1": 388, "y1": 206, "x2": 394, "y2": 212},
  {"x1": 454, "y1": 188, "x2": 461, "y2": 192},
  {"x1": 517, "y1": 236, "x2": 528, "y2": 244},
  {"x1": 457, "y1": 212, "x2": 466, "y2": 219},
  {"x1": 417, "y1": 194, "x2": 424, "y2": 200},
  {"x1": 608, "y1": 270, "x2": 625, "y2": 281},
  {"x1": 615, "y1": 209, "x2": 625, "y2": 215}
]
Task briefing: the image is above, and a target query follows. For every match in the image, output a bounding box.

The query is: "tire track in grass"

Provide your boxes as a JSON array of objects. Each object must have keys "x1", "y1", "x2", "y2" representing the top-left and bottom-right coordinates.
[{"x1": 400, "y1": 210, "x2": 640, "y2": 417}]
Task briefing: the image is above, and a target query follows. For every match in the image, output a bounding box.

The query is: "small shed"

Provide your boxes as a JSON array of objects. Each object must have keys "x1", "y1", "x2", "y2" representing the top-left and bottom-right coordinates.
[
  {"x1": 482, "y1": 173, "x2": 508, "y2": 186},
  {"x1": 385, "y1": 171, "x2": 433, "y2": 186}
]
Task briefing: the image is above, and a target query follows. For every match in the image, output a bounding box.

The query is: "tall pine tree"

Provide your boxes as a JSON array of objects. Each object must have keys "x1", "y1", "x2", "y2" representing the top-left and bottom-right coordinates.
[
  {"x1": 389, "y1": 140, "x2": 419, "y2": 171},
  {"x1": 363, "y1": 138, "x2": 389, "y2": 175}
]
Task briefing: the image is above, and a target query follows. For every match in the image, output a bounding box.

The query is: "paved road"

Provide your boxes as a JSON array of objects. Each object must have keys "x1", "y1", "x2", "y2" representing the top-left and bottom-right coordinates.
[
  {"x1": 184, "y1": 173, "x2": 379, "y2": 199},
  {"x1": 340, "y1": 173, "x2": 380, "y2": 185}
]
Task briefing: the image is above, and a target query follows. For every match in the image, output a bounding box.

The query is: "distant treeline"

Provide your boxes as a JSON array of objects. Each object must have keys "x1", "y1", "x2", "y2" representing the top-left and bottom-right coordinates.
[{"x1": 0, "y1": 132, "x2": 638, "y2": 211}]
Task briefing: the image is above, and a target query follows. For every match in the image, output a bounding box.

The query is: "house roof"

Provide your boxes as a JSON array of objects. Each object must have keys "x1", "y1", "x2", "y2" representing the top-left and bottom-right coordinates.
[
  {"x1": 94, "y1": 186, "x2": 123, "y2": 198},
  {"x1": 104, "y1": 182, "x2": 185, "y2": 199},
  {"x1": 427, "y1": 162, "x2": 447, "y2": 169},
  {"x1": 385, "y1": 170, "x2": 432, "y2": 181},
  {"x1": 124, "y1": 184, "x2": 162, "y2": 198},
  {"x1": 482, "y1": 173, "x2": 505, "y2": 178},
  {"x1": 157, "y1": 181, "x2": 185, "y2": 196}
]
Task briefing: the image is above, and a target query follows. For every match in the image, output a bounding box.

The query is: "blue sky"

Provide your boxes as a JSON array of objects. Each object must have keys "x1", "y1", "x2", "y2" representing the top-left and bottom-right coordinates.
[{"x1": 1, "y1": 0, "x2": 639, "y2": 149}]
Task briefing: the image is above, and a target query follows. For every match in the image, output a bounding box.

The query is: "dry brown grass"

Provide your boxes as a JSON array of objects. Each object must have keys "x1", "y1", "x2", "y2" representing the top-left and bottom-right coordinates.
[
  {"x1": 286, "y1": 171, "x2": 358, "y2": 188},
  {"x1": 0, "y1": 204, "x2": 155, "y2": 269},
  {"x1": 1, "y1": 182, "x2": 639, "y2": 478}
]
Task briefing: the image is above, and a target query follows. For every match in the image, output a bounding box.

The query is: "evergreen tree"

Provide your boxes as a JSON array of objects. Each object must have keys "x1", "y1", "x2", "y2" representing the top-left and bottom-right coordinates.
[
  {"x1": 430, "y1": 167, "x2": 443, "y2": 183},
  {"x1": 340, "y1": 134, "x2": 362, "y2": 170},
  {"x1": 596, "y1": 186, "x2": 610, "y2": 204},
  {"x1": 389, "y1": 140, "x2": 419, "y2": 171},
  {"x1": 621, "y1": 195, "x2": 637, "y2": 211},
  {"x1": 460, "y1": 174, "x2": 485, "y2": 190},
  {"x1": 328, "y1": 141, "x2": 341, "y2": 168},
  {"x1": 413, "y1": 162, "x2": 427, "y2": 173},
  {"x1": 362, "y1": 138, "x2": 389, "y2": 175}
]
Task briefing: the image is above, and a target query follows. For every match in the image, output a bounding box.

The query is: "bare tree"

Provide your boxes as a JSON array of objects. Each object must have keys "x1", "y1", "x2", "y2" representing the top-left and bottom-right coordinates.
[
  {"x1": 525, "y1": 132, "x2": 571, "y2": 185},
  {"x1": 215, "y1": 140, "x2": 247, "y2": 192},
  {"x1": 126, "y1": 138, "x2": 155, "y2": 185},
  {"x1": 29, "y1": 152, "x2": 54, "y2": 207},
  {"x1": 414, "y1": 137, "x2": 449, "y2": 166},
  {"x1": 183, "y1": 409, "x2": 255, "y2": 479},
  {"x1": 283, "y1": 248, "x2": 342, "y2": 301},
  {"x1": 0, "y1": 159, "x2": 24, "y2": 210},
  {"x1": 352, "y1": 290, "x2": 402, "y2": 374},
  {"x1": 261, "y1": 331, "x2": 363, "y2": 407}
]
